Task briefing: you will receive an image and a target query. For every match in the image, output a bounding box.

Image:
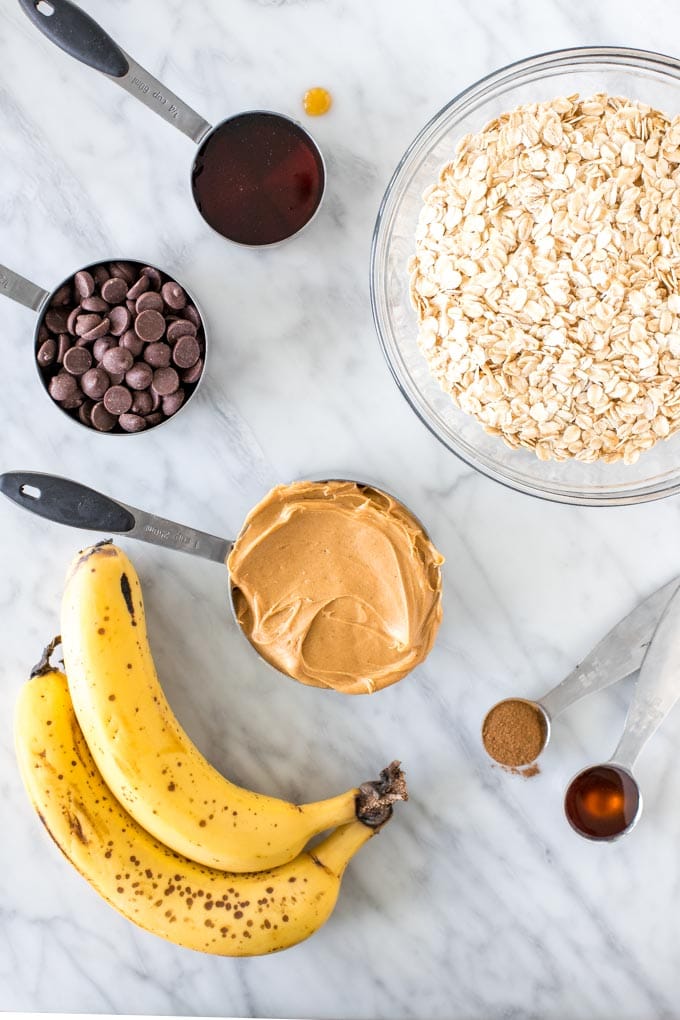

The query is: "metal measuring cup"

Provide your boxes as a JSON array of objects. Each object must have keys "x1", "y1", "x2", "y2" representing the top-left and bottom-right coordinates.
[
  {"x1": 19, "y1": 0, "x2": 326, "y2": 247},
  {"x1": 564, "y1": 583, "x2": 680, "y2": 842},
  {"x1": 0, "y1": 258, "x2": 207, "y2": 434},
  {"x1": 0, "y1": 471, "x2": 435, "y2": 684}
]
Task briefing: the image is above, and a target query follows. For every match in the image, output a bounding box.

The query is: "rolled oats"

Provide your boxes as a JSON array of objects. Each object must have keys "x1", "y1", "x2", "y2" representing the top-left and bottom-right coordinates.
[{"x1": 409, "y1": 93, "x2": 680, "y2": 463}]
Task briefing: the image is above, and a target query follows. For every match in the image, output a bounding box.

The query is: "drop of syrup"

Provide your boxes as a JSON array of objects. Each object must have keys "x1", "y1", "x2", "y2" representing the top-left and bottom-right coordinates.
[
  {"x1": 565, "y1": 764, "x2": 640, "y2": 840},
  {"x1": 303, "y1": 87, "x2": 332, "y2": 117}
]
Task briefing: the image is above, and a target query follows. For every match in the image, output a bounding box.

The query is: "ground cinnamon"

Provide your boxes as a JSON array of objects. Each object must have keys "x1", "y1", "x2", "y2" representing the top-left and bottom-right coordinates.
[{"x1": 482, "y1": 699, "x2": 546, "y2": 769}]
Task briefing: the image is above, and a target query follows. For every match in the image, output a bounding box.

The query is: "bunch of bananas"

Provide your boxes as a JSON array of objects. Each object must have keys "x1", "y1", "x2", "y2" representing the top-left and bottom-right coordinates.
[{"x1": 14, "y1": 543, "x2": 407, "y2": 956}]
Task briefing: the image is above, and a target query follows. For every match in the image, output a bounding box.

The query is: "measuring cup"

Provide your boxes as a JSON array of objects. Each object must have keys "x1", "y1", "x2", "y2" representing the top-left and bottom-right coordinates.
[
  {"x1": 481, "y1": 576, "x2": 679, "y2": 766},
  {"x1": 564, "y1": 583, "x2": 680, "y2": 842},
  {"x1": 0, "y1": 257, "x2": 206, "y2": 434},
  {"x1": 0, "y1": 471, "x2": 435, "y2": 685},
  {"x1": 19, "y1": 0, "x2": 326, "y2": 247}
]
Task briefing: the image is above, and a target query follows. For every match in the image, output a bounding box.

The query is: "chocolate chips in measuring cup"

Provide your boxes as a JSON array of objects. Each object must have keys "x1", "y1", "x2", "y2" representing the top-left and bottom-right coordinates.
[{"x1": 35, "y1": 261, "x2": 205, "y2": 433}]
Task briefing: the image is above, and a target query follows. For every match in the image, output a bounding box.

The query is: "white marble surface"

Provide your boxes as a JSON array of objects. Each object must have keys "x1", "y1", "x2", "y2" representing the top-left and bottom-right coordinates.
[{"x1": 3, "y1": 0, "x2": 680, "y2": 1017}]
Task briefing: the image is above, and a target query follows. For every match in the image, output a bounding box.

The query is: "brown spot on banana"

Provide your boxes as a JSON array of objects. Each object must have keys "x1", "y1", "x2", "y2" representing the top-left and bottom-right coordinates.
[{"x1": 119, "y1": 572, "x2": 136, "y2": 625}]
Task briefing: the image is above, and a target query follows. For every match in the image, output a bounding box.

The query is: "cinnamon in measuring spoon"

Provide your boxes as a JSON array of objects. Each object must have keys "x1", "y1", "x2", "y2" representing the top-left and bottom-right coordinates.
[{"x1": 482, "y1": 699, "x2": 547, "y2": 774}]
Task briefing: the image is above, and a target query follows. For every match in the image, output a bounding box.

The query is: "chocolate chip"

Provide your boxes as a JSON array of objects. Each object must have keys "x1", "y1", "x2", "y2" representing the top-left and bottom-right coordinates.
[
  {"x1": 135, "y1": 309, "x2": 165, "y2": 342},
  {"x1": 49, "y1": 372, "x2": 79, "y2": 402},
  {"x1": 144, "y1": 342, "x2": 171, "y2": 368},
  {"x1": 75, "y1": 314, "x2": 102, "y2": 337},
  {"x1": 141, "y1": 266, "x2": 163, "y2": 291},
  {"x1": 167, "y1": 319, "x2": 197, "y2": 343},
  {"x1": 136, "y1": 291, "x2": 164, "y2": 313},
  {"x1": 60, "y1": 391, "x2": 84, "y2": 410},
  {"x1": 145, "y1": 411, "x2": 164, "y2": 427},
  {"x1": 120, "y1": 329, "x2": 145, "y2": 357},
  {"x1": 78, "y1": 399, "x2": 94, "y2": 427},
  {"x1": 93, "y1": 265, "x2": 109, "y2": 287},
  {"x1": 126, "y1": 361, "x2": 154, "y2": 390},
  {"x1": 67, "y1": 305, "x2": 83, "y2": 335},
  {"x1": 162, "y1": 390, "x2": 185, "y2": 416},
  {"x1": 152, "y1": 367, "x2": 179, "y2": 396},
  {"x1": 180, "y1": 357, "x2": 203, "y2": 385},
  {"x1": 51, "y1": 283, "x2": 72, "y2": 305},
  {"x1": 102, "y1": 346, "x2": 134, "y2": 375},
  {"x1": 103, "y1": 385, "x2": 133, "y2": 415},
  {"x1": 37, "y1": 338, "x2": 57, "y2": 367},
  {"x1": 173, "y1": 334, "x2": 200, "y2": 369},
  {"x1": 74, "y1": 270, "x2": 95, "y2": 300},
  {"x1": 81, "y1": 295, "x2": 110, "y2": 313},
  {"x1": 109, "y1": 261, "x2": 136, "y2": 284},
  {"x1": 37, "y1": 323, "x2": 49, "y2": 343},
  {"x1": 109, "y1": 305, "x2": 131, "y2": 336},
  {"x1": 107, "y1": 371, "x2": 125, "y2": 386},
  {"x1": 131, "y1": 390, "x2": 153, "y2": 415},
  {"x1": 126, "y1": 299, "x2": 136, "y2": 315},
  {"x1": 63, "y1": 346, "x2": 93, "y2": 376},
  {"x1": 127, "y1": 275, "x2": 150, "y2": 301},
  {"x1": 101, "y1": 277, "x2": 128, "y2": 304},
  {"x1": 56, "y1": 334, "x2": 72, "y2": 364},
  {"x1": 45, "y1": 308, "x2": 69, "y2": 333},
  {"x1": 161, "y1": 281, "x2": 186, "y2": 310},
  {"x1": 91, "y1": 401, "x2": 117, "y2": 432},
  {"x1": 183, "y1": 304, "x2": 202, "y2": 327},
  {"x1": 82, "y1": 316, "x2": 111, "y2": 341},
  {"x1": 93, "y1": 337, "x2": 114, "y2": 362},
  {"x1": 118, "y1": 412, "x2": 147, "y2": 433},
  {"x1": 81, "y1": 367, "x2": 110, "y2": 400}
]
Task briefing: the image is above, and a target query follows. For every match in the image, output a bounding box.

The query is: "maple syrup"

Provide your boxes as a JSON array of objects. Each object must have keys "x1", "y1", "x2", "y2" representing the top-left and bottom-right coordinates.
[
  {"x1": 191, "y1": 112, "x2": 325, "y2": 246},
  {"x1": 565, "y1": 764, "x2": 640, "y2": 840}
]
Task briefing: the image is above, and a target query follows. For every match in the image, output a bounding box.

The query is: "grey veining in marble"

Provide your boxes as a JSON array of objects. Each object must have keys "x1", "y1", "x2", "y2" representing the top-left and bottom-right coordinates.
[{"x1": 3, "y1": 0, "x2": 680, "y2": 1017}]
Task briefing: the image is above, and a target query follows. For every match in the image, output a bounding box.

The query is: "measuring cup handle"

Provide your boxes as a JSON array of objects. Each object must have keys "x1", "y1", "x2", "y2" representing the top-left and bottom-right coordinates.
[
  {"x1": 17, "y1": 0, "x2": 128, "y2": 77},
  {"x1": 0, "y1": 263, "x2": 49, "y2": 312},
  {"x1": 19, "y1": 0, "x2": 213, "y2": 144},
  {"x1": 0, "y1": 472, "x2": 231, "y2": 563}
]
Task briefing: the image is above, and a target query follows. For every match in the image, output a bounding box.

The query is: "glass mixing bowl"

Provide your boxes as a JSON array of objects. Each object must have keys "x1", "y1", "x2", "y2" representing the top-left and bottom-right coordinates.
[{"x1": 370, "y1": 47, "x2": 680, "y2": 506}]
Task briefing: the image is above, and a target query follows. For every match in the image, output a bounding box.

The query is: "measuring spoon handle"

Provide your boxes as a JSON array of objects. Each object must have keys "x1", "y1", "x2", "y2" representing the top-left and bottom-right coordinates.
[
  {"x1": 0, "y1": 472, "x2": 230, "y2": 563},
  {"x1": 539, "y1": 577, "x2": 680, "y2": 720},
  {"x1": 0, "y1": 263, "x2": 49, "y2": 312},
  {"x1": 612, "y1": 584, "x2": 680, "y2": 771},
  {"x1": 18, "y1": 0, "x2": 212, "y2": 144}
]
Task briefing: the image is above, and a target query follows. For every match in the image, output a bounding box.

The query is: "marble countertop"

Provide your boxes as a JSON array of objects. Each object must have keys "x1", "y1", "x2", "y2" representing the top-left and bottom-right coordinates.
[{"x1": 3, "y1": 0, "x2": 680, "y2": 1017}]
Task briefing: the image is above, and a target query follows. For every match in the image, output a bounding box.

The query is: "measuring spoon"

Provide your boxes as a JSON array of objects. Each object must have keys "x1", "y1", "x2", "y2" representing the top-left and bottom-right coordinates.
[
  {"x1": 19, "y1": 0, "x2": 326, "y2": 246},
  {"x1": 482, "y1": 576, "x2": 679, "y2": 766},
  {"x1": 564, "y1": 582, "x2": 680, "y2": 841}
]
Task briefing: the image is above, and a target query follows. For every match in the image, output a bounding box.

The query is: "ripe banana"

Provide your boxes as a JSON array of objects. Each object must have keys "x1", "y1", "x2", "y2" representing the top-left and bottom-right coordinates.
[
  {"x1": 60, "y1": 542, "x2": 375, "y2": 872},
  {"x1": 15, "y1": 668, "x2": 404, "y2": 956}
]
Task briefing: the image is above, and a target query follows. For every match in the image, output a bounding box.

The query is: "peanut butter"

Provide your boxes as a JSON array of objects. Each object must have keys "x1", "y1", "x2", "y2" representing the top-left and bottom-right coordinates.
[{"x1": 228, "y1": 480, "x2": 444, "y2": 694}]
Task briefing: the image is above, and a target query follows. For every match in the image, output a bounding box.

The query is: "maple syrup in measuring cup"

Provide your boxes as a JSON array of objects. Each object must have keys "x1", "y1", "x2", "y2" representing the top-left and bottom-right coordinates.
[{"x1": 191, "y1": 112, "x2": 326, "y2": 246}]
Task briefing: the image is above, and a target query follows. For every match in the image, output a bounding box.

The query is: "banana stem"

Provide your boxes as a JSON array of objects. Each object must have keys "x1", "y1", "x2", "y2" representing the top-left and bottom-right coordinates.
[
  {"x1": 356, "y1": 761, "x2": 408, "y2": 828},
  {"x1": 30, "y1": 636, "x2": 63, "y2": 678},
  {"x1": 308, "y1": 820, "x2": 375, "y2": 877}
]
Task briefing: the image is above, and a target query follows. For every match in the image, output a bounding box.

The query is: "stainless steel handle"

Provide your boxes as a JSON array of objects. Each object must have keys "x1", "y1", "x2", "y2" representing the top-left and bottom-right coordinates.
[
  {"x1": 0, "y1": 263, "x2": 49, "y2": 312},
  {"x1": 612, "y1": 584, "x2": 680, "y2": 770},
  {"x1": 111, "y1": 50, "x2": 212, "y2": 145},
  {"x1": 0, "y1": 472, "x2": 231, "y2": 563},
  {"x1": 539, "y1": 577, "x2": 680, "y2": 719},
  {"x1": 19, "y1": 0, "x2": 212, "y2": 145}
]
